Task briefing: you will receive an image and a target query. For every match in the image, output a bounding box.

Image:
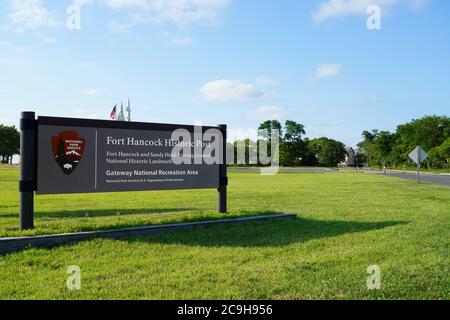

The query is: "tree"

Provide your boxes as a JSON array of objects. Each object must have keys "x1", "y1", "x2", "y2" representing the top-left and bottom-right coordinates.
[
  {"x1": 232, "y1": 139, "x2": 258, "y2": 165},
  {"x1": 357, "y1": 115, "x2": 450, "y2": 169},
  {"x1": 374, "y1": 131, "x2": 396, "y2": 166},
  {"x1": 357, "y1": 129, "x2": 379, "y2": 167},
  {"x1": 386, "y1": 144, "x2": 403, "y2": 168},
  {"x1": 284, "y1": 120, "x2": 305, "y2": 142},
  {"x1": 280, "y1": 141, "x2": 307, "y2": 166},
  {"x1": 280, "y1": 120, "x2": 306, "y2": 166},
  {"x1": 308, "y1": 137, "x2": 330, "y2": 157},
  {"x1": 0, "y1": 124, "x2": 20, "y2": 164},
  {"x1": 440, "y1": 137, "x2": 450, "y2": 159},
  {"x1": 319, "y1": 139, "x2": 347, "y2": 167},
  {"x1": 429, "y1": 137, "x2": 450, "y2": 170},
  {"x1": 0, "y1": 125, "x2": 7, "y2": 162},
  {"x1": 395, "y1": 115, "x2": 450, "y2": 159},
  {"x1": 308, "y1": 137, "x2": 347, "y2": 168},
  {"x1": 258, "y1": 120, "x2": 282, "y2": 161},
  {"x1": 258, "y1": 120, "x2": 282, "y2": 141},
  {"x1": 355, "y1": 151, "x2": 367, "y2": 168},
  {"x1": 301, "y1": 137, "x2": 318, "y2": 166},
  {"x1": 440, "y1": 137, "x2": 450, "y2": 171}
]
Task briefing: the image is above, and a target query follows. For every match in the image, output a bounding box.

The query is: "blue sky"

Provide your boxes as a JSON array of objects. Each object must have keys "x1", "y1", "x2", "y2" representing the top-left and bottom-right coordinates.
[{"x1": 1, "y1": 0, "x2": 449, "y2": 146}]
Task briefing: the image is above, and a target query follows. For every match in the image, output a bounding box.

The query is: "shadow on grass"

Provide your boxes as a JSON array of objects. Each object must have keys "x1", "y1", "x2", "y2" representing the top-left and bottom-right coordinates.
[
  {"x1": 0, "y1": 213, "x2": 408, "y2": 254},
  {"x1": 124, "y1": 217, "x2": 407, "y2": 248},
  {"x1": 0, "y1": 207, "x2": 197, "y2": 219}
]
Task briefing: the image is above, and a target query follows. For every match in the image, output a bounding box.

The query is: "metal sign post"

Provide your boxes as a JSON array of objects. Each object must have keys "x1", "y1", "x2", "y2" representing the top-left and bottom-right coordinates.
[
  {"x1": 408, "y1": 146, "x2": 428, "y2": 184},
  {"x1": 19, "y1": 112, "x2": 37, "y2": 230},
  {"x1": 217, "y1": 124, "x2": 228, "y2": 213},
  {"x1": 417, "y1": 160, "x2": 420, "y2": 184}
]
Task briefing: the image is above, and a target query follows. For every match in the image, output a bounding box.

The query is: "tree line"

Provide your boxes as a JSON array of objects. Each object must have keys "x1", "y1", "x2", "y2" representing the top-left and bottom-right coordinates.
[
  {"x1": 0, "y1": 124, "x2": 20, "y2": 164},
  {"x1": 3, "y1": 115, "x2": 447, "y2": 169},
  {"x1": 356, "y1": 115, "x2": 450, "y2": 169},
  {"x1": 1, "y1": 118, "x2": 348, "y2": 167},
  {"x1": 230, "y1": 120, "x2": 348, "y2": 168}
]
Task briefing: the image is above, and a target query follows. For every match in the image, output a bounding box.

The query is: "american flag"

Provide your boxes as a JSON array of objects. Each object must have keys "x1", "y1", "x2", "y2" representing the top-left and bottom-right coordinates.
[{"x1": 110, "y1": 105, "x2": 117, "y2": 120}]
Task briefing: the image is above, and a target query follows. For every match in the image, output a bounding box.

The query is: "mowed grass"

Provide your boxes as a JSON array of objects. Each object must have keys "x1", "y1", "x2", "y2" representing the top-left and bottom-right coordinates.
[
  {"x1": 0, "y1": 167, "x2": 449, "y2": 299},
  {"x1": 0, "y1": 167, "x2": 269, "y2": 238}
]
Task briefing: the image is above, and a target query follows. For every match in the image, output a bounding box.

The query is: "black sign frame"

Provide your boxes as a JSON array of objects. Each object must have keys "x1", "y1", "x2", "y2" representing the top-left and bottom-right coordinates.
[{"x1": 19, "y1": 112, "x2": 228, "y2": 230}]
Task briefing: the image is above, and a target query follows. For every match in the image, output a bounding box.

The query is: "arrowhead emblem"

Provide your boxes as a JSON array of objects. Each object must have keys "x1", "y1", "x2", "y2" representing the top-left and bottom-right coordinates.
[{"x1": 51, "y1": 131, "x2": 86, "y2": 175}]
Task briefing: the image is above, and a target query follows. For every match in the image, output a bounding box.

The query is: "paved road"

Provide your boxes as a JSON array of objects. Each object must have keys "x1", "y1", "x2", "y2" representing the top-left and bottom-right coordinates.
[
  {"x1": 360, "y1": 169, "x2": 450, "y2": 187},
  {"x1": 229, "y1": 167, "x2": 340, "y2": 173},
  {"x1": 229, "y1": 167, "x2": 450, "y2": 187}
]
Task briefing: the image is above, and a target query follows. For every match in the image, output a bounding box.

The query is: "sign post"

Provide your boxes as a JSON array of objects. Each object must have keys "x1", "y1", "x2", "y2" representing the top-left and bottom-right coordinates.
[
  {"x1": 217, "y1": 124, "x2": 227, "y2": 213},
  {"x1": 19, "y1": 113, "x2": 227, "y2": 230},
  {"x1": 19, "y1": 112, "x2": 37, "y2": 230},
  {"x1": 408, "y1": 146, "x2": 428, "y2": 184}
]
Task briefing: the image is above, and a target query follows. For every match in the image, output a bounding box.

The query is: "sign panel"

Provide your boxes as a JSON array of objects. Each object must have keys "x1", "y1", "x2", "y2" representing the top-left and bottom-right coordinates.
[
  {"x1": 408, "y1": 146, "x2": 428, "y2": 165},
  {"x1": 36, "y1": 117, "x2": 222, "y2": 195}
]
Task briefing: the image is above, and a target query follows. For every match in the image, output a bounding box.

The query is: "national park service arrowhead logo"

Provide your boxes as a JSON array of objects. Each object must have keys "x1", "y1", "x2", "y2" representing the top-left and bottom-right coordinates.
[{"x1": 51, "y1": 131, "x2": 85, "y2": 175}]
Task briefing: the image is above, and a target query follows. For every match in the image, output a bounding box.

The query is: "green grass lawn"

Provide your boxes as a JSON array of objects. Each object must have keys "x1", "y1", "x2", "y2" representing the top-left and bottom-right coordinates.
[{"x1": 0, "y1": 167, "x2": 449, "y2": 299}]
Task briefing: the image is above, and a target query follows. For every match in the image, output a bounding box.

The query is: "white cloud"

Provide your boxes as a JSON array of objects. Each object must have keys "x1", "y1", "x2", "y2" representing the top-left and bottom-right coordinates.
[
  {"x1": 74, "y1": 0, "x2": 148, "y2": 8},
  {"x1": 200, "y1": 79, "x2": 275, "y2": 102},
  {"x1": 7, "y1": 0, "x2": 59, "y2": 29},
  {"x1": 315, "y1": 64, "x2": 343, "y2": 78},
  {"x1": 76, "y1": 0, "x2": 231, "y2": 27},
  {"x1": 312, "y1": 0, "x2": 430, "y2": 24},
  {"x1": 249, "y1": 106, "x2": 289, "y2": 121}
]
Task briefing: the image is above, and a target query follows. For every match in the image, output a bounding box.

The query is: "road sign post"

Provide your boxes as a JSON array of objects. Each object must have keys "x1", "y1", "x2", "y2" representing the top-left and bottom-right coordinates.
[
  {"x1": 408, "y1": 146, "x2": 428, "y2": 184},
  {"x1": 417, "y1": 161, "x2": 420, "y2": 184}
]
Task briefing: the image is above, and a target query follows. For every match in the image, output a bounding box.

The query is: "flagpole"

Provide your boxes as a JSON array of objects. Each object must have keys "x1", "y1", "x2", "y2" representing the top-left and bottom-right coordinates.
[{"x1": 127, "y1": 99, "x2": 131, "y2": 122}]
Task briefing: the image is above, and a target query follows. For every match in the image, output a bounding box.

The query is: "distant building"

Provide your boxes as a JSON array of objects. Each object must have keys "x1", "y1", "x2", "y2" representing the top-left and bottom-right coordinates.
[{"x1": 341, "y1": 147, "x2": 356, "y2": 167}]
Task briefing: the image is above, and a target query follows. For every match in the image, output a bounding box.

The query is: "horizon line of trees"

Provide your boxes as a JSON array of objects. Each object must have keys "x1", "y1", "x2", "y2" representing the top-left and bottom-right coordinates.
[
  {"x1": 231, "y1": 115, "x2": 450, "y2": 169},
  {"x1": 356, "y1": 115, "x2": 450, "y2": 169},
  {"x1": 230, "y1": 120, "x2": 348, "y2": 168},
  {"x1": 2, "y1": 114, "x2": 448, "y2": 169}
]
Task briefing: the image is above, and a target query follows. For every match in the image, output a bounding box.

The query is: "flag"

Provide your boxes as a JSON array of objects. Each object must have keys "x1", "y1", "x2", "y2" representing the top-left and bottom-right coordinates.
[{"x1": 110, "y1": 105, "x2": 117, "y2": 119}]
